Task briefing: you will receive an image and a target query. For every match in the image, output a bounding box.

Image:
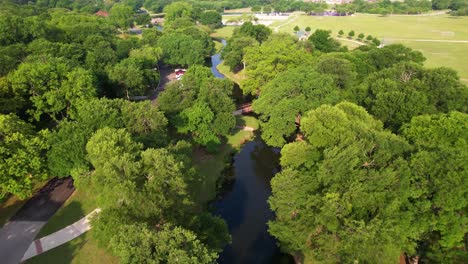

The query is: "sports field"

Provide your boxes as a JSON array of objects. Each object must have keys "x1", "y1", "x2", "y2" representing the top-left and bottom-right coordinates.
[{"x1": 255, "y1": 13, "x2": 468, "y2": 82}]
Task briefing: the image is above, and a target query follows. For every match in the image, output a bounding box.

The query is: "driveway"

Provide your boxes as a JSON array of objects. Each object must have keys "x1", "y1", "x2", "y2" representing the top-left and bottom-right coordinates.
[{"x1": 0, "y1": 177, "x2": 75, "y2": 264}]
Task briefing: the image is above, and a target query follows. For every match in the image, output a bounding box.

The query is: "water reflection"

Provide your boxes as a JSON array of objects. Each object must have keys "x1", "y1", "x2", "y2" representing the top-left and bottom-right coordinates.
[{"x1": 213, "y1": 139, "x2": 294, "y2": 264}]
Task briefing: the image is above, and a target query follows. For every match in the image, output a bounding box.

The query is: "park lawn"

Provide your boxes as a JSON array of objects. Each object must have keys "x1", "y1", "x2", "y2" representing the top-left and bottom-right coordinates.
[
  {"x1": 193, "y1": 116, "x2": 259, "y2": 204},
  {"x1": 269, "y1": 13, "x2": 468, "y2": 81},
  {"x1": 36, "y1": 188, "x2": 98, "y2": 238},
  {"x1": 211, "y1": 26, "x2": 235, "y2": 39},
  {"x1": 273, "y1": 13, "x2": 468, "y2": 40},
  {"x1": 217, "y1": 62, "x2": 247, "y2": 85},
  {"x1": 25, "y1": 232, "x2": 118, "y2": 264}
]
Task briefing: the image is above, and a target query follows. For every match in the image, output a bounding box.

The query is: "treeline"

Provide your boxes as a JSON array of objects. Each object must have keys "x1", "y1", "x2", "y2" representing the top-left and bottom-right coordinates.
[
  {"x1": 219, "y1": 19, "x2": 468, "y2": 262},
  {"x1": 336, "y1": 0, "x2": 432, "y2": 15},
  {"x1": 433, "y1": 0, "x2": 468, "y2": 15},
  {"x1": 0, "y1": 2, "x2": 239, "y2": 262}
]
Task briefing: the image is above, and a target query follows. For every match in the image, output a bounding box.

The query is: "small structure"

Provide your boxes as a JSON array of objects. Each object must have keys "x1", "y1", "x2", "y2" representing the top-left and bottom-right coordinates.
[
  {"x1": 175, "y1": 69, "x2": 187, "y2": 80},
  {"x1": 95, "y1": 10, "x2": 108, "y2": 17},
  {"x1": 129, "y1": 28, "x2": 142, "y2": 35},
  {"x1": 295, "y1": 30, "x2": 310, "y2": 41}
]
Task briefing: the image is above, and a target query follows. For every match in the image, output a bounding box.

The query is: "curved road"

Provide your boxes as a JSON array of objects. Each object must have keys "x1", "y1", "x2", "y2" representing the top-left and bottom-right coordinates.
[{"x1": 0, "y1": 177, "x2": 75, "y2": 264}]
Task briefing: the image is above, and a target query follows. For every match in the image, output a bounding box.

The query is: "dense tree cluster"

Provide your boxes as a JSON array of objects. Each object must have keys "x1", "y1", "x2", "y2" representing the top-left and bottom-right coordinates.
[
  {"x1": 336, "y1": 0, "x2": 433, "y2": 15},
  {"x1": 221, "y1": 21, "x2": 271, "y2": 71},
  {"x1": 0, "y1": 1, "x2": 236, "y2": 262},
  {"x1": 229, "y1": 23, "x2": 468, "y2": 263}
]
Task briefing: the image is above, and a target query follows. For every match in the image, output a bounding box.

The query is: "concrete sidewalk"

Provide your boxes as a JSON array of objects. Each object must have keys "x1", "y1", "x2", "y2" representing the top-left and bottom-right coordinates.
[{"x1": 21, "y1": 209, "x2": 101, "y2": 261}]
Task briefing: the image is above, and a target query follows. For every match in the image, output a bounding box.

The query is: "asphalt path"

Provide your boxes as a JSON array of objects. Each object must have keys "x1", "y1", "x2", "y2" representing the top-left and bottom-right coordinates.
[{"x1": 0, "y1": 177, "x2": 75, "y2": 264}]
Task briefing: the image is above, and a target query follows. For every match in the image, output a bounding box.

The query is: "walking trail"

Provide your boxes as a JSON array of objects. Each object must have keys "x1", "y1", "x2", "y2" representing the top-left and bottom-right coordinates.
[
  {"x1": 0, "y1": 178, "x2": 75, "y2": 264},
  {"x1": 21, "y1": 209, "x2": 101, "y2": 261}
]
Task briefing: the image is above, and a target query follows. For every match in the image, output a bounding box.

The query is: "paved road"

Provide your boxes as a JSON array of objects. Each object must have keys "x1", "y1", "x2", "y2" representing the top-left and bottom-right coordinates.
[{"x1": 0, "y1": 177, "x2": 75, "y2": 264}]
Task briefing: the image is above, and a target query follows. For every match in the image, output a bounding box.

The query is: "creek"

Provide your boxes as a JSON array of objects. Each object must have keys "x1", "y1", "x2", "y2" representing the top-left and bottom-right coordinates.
[{"x1": 210, "y1": 40, "x2": 294, "y2": 264}]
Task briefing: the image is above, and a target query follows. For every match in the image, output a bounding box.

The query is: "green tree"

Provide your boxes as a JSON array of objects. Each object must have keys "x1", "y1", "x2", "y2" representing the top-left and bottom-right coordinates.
[
  {"x1": 121, "y1": 100, "x2": 168, "y2": 147},
  {"x1": 315, "y1": 53, "x2": 357, "y2": 89},
  {"x1": 269, "y1": 102, "x2": 418, "y2": 263},
  {"x1": 366, "y1": 34, "x2": 373, "y2": 41},
  {"x1": 199, "y1": 10, "x2": 222, "y2": 28},
  {"x1": 372, "y1": 37, "x2": 381, "y2": 46},
  {"x1": 9, "y1": 57, "x2": 97, "y2": 121},
  {"x1": 163, "y1": 1, "x2": 193, "y2": 25},
  {"x1": 293, "y1": 25, "x2": 300, "y2": 32},
  {"x1": 0, "y1": 114, "x2": 49, "y2": 199},
  {"x1": 338, "y1": 29, "x2": 344, "y2": 36},
  {"x1": 308, "y1": 29, "x2": 345, "y2": 53},
  {"x1": 402, "y1": 112, "x2": 468, "y2": 262},
  {"x1": 158, "y1": 32, "x2": 205, "y2": 66},
  {"x1": 251, "y1": 5, "x2": 261, "y2": 12},
  {"x1": 109, "y1": 223, "x2": 218, "y2": 264},
  {"x1": 358, "y1": 32, "x2": 365, "y2": 40},
  {"x1": 108, "y1": 58, "x2": 149, "y2": 99},
  {"x1": 253, "y1": 66, "x2": 341, "y2": 147},
  {"x1": 47, "y1": 98, "x2": 123, "y2": 177},
  {"x1": 348, "y1": 30, "x2": 355, "y2": 38},
  {"x1": 86, "y1": 127, "x2": 142, "y2": 209},
  {"x1": 263, "y1": 5, "x2": 272, "y2": 14},
  {"x1": 221, "y1": 36, "x2": 258, "y2": 71},
  {"x1": 236, "y1": 21, "x2": 272, "y2": 43},
  {"x1": 242, "y1": 34, "x2": 312, "y2": 95},
  {"x1": 305, "y1": 26, "x2": 311, "y2": 32},
  {"x1": 110, "y1": 4, "x2": 134, "y2": 31}
]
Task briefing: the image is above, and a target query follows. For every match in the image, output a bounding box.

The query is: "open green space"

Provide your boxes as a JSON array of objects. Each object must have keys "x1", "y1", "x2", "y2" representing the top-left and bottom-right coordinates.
[
  {"x1": 217, "y1": 61, "x2": 247, "y2": 85},
  {"x1": 268, "y1": 13, "x2": 468, "y2": 81},
  {"x1": 26, "y1": 232, "x2": 119, "y2": 264},
  {"x1": 211, "y1": 26, "x2": 236, "y2": 39}
]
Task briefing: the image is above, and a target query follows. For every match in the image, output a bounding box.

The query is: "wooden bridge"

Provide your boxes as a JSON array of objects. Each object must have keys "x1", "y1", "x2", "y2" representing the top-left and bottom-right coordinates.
[{"x1": 233, "y1": 102, "x2": 252, "y2": 116}]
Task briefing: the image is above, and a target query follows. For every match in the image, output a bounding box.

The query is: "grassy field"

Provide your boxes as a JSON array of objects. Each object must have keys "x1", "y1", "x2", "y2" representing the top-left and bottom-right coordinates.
[
  {"x1": 25, "y1": 187, "x2": 117, "y2": 264},
  {"x1": 211, "y1": 26, "x2": 236, "y2": 39},
  {"x1": 217, "y1": 62, "x2": 247, "y2": 85},
  {"x1": 267, "y1": 13, "x2": 468, "y2": 81}
]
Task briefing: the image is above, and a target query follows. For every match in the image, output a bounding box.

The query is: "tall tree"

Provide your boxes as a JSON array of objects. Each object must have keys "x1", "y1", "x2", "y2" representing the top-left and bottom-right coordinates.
[
  {"x1": 402, "y1": 112, "x2": 468, "y2": 262},
  {"x1": 109, "y1": 223, "x2": 218, "y2": 264},
  {"x1": 269, "y1": 102, "x2": 419, "y2": 263},
  {"x1": 0, "y1": 114, "x2": 49, "y2": 199},
  {"x1": 253, "y1": 66, "x2": 341, "y2": 147}
]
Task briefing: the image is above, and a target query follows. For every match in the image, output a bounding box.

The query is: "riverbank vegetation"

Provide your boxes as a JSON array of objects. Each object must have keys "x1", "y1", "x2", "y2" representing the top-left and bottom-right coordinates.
[{"x1": 216, "y1": 21, "x2": 467, "y2": 262}]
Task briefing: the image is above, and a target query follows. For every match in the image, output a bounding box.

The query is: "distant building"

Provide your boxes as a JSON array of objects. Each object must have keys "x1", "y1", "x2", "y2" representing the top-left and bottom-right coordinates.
[{"x1": 95, "y1": 10, "x2": 108, "y2": 17}]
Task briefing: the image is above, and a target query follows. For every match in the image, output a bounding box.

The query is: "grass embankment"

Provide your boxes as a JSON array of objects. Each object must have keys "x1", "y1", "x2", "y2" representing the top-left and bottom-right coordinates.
[
  {"x1": 269, "y1": 13, "x2": 468, "y2": 82},
  {"x1": 193, "y1": 115, "x2": 259, "y2": 204},
  {"x1": 217, "y1": 62, "x2": 247, "y2": 85},
  {"x1": 211, "y1": 26, "x2": 236, "y2": 39}
]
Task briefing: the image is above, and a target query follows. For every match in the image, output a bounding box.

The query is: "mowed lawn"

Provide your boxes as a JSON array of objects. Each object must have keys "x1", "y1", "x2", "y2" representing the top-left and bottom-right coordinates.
[{"x1": 269, "y1": 13, "x2": 468, "y2": 82}]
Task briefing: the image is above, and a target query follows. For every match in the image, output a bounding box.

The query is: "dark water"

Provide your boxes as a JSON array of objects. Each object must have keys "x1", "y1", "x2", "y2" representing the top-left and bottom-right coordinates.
[
  {"x1": 213, "y1": 139, "x2": 294, "y2": 264},
  {"x1": 211, "y1": 39, "x2": 227, "y2": 78}
]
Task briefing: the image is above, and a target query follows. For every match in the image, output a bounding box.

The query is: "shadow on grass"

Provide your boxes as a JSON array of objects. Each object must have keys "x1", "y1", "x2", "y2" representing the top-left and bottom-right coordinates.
[
  {"x1": 25, "y1": 234, "x2": 88, "y2": 264},
  {"x1": 36, "y1": 201, "x2": 85, "y2": 238}
]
